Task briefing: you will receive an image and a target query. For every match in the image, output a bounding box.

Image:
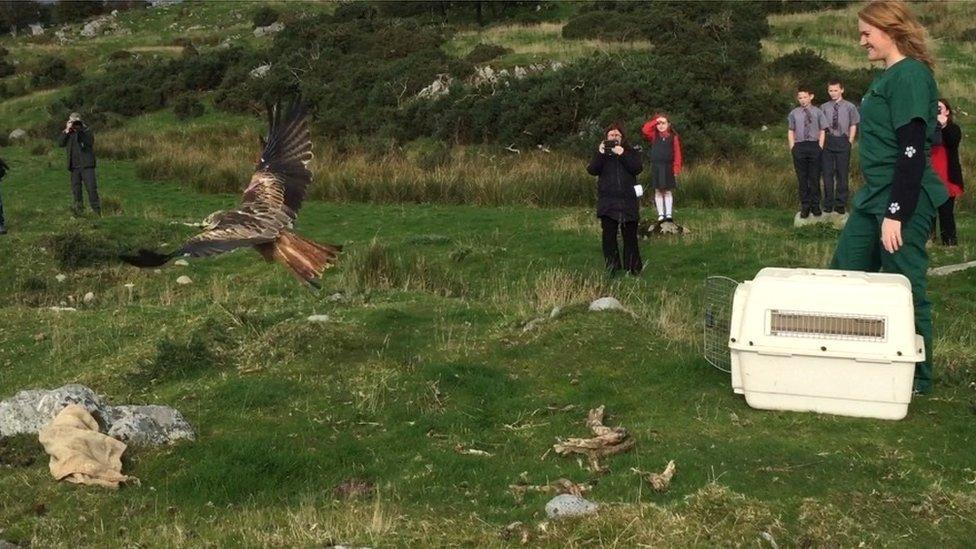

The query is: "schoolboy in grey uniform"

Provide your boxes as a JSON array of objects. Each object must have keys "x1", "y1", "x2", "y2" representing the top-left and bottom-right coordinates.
[
  {"x1": 820, "y1": 80, "x2": 860, "y2": 214},
  {"x1": 788, "y1": 86, "x2": 829, "y2": 217}
]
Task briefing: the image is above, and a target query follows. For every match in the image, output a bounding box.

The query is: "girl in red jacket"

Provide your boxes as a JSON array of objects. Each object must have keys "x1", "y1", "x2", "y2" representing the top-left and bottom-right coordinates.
[{"x1": 641, "y1": 114, "x2": 683, "y2": 221}]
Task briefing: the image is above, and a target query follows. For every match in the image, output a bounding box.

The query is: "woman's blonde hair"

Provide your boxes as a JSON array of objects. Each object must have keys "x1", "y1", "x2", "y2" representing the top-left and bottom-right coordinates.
[{"x1": 858, "y1": 0, "x2": 935, "y2": 69}]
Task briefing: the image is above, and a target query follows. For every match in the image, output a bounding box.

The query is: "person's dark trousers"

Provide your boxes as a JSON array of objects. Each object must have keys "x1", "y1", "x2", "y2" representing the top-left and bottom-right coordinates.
[
  {"x1": 935, "y1": 196, "x2": 957, "y2": 245},
  {"x1": 0, "y1": 184, "x2": 5, "y2": 229},
  {"x1": 822, "y1": 135, "x2": 851, "y2": 212},
  {"x1": 70, "y1": 167, "x2": 100, "y2": 214},
  {"x1": 791, "y1": 141, "x2": 823, "y2": 212},
  {"x1": 600, "y1": 216, "x2": 642, "y2": 275}
]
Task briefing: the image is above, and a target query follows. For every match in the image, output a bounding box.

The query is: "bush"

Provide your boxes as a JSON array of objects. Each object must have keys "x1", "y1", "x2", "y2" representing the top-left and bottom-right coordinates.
[
  {"x1": 464, "y1": 43, "x2": 513, "y2": 64},
  {"x1": 107, "y1": 49, "x2": 134, "y2": 62},
  {"x1": 29, "y1": 56, "x2": 81, "y2": 89},
  {"x1": 252, "y1": 5, "x2": 279, "y2": 28},
  {"x1": 768, "y1": 48, "x2": 877, "y2": 102},
  {"x1": 960, "y1": 28, "x2": 976, "y2": 42},
  {"x1": 45, "y1": 228, "x2": 119, "y2": 270},
  {"x1": 404, "y1": 137, "x2": 451, "y2": 171},
  {"x1": 173, "y1": 94, "x2": 205, "y2": 120},
  {"x1": 0, "y1": 60, "x2": 15, "y2": 78},
  {"x1": 561, "y1": 10, "x2": 644, "y2": 41}
]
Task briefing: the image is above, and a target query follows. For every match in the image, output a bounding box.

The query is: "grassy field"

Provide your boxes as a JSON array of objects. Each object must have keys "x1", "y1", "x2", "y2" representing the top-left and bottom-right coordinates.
[{"x1": 2, "y1": 1, "x2": 976, "y2": 546}]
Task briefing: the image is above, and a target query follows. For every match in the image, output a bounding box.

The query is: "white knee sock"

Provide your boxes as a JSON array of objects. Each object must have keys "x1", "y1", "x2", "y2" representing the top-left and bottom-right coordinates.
[
  {"x1": 655, "y1": 194, "x2": 665, "y2": 219},
  {"x1": 664, "y1": 192, "x2": 674, "y2": 218}
]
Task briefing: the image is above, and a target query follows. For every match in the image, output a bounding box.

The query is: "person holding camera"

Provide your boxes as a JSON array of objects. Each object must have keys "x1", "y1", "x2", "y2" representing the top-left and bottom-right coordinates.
[
  {"x1": 57, "y1": 112, "x2": 100, "y2": 216},
  {"x1": 0, "y1": 157, "x2": 9, "y2": 235},
  {"x1": 587, "y1": 123, "x2": 644, "y2": 276}
]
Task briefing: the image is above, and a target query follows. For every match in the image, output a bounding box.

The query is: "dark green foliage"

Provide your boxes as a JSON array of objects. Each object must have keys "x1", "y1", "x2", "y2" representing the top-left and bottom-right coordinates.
[
  {"x1": 29, "y1": 56, "x2": 81, "y2": 89},
  {"x1": 763, "y1": 0, "x2": 853, "y2": 14},
  {"x1": 173, "y1": 94, "x2": 205, "y2": 120},
  {"x1": 18, "y1": 275, "x2": 48, "y2": 293},
  {"x1": 370, "y1": 1, "x2": 555, "y2": 25},
  {"x1": 0, "y1": 434, "x2": 45, "y2": 468},
  {"x1": 961, "y1": 28, "x2": 976, "y2": 42},
  {"x1": 403, "y1": 137, "x2": 451, "y2": 171},
  {"x1": 251, "y1": 5, "x2": 279, "y2": 28},
  {"x1": 52, "y1": 0, "x2": 106, "y2": 25},
  {"x1": 0, "y1": 60, "x2": 15, "y2": 78},
  {"x1": 0, "y1": 0, "x2": 52, "y2": 32},
  {"x1": 107, "y1": 49, "x2": 134, "y2": 62},
  {"x1": 44, "y1": 227, "x2": 119, "y2": 270},
  {"x1": 769, "y1": 48, "x2": 878, "y2": 102},
  {"x1": 464, "y1": 42, "x2": 513, "y2": 64},
  {"x1": 561, "y1": 9, "x2": 643, "y2": 41},
  {"x1": 134, "y1": 331, "x2": 222, "y2": 384}
]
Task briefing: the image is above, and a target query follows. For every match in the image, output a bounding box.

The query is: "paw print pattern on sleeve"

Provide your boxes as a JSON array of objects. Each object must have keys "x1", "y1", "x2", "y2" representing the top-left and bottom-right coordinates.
[
  {"x1": 903, "y1": 146, "x2": 916, "y2": 158},
  {"x1": 888, "y1": 202, "x2": 901, "y2": 214}
]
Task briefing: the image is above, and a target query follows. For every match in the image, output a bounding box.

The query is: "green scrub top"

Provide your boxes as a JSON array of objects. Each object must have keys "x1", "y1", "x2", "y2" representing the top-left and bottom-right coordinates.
[{"x1": 855, "y1": 57, "x2": 948, "y2": 215}]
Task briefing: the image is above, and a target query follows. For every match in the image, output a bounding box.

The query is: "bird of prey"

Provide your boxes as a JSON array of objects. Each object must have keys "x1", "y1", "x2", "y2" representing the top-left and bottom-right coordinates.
[{"x1": 120, "y1": 100, "x2": 341, "y2": 288}]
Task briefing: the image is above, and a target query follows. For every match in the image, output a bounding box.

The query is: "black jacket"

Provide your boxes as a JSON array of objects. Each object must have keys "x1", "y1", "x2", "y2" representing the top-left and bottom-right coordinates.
[
  {"x1": 57, "y1": 125, "x2": 96, "y2": 171},
  {"x1": 588, "y1": 146, "x2": 643, "y2": 222}
]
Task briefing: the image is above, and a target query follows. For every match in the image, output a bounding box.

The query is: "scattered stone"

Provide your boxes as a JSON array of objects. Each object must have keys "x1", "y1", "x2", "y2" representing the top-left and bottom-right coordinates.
[
  {"x1": 333, "y1": 478, "x2": 375, "y2": 500},
  {"x1": 0, "y1": 385, "x2": 195, "y2": 445},
  {"x1": 417, "y1": 73, "x2": 453, "y2": 99},
  {"x1": 307, "y1": 314, "x2": 329, "y2": 322},
  {"x1": 929, "y1": 260, "x2": 976, "y2": 277},
  {"x1": 80, "y1": 15, "x2": 117, "y2": 37},
  {"x1": 29, "y1": 23, "x2": 44, "y2": 35},
  {"x1": 176, "y1": 275, "x2": 192, "y2": 285},
  {"x1": 253, "y1": 21, "x2": 284, "y2": 37},
  {"x1": 8, "y1": 129, "x2": 27, "y2": 141},
  {"x1": 173, "y1": 259, "x2": 189, "y2": 266},
  {"x1": 549, "y1": 306, "x2": 562, "y2": 319},
  {"x1": 47, "y1": 307, "x2": 77, "y2": 312},
  {"x1": 326, "y1": 292, "x2": 345, "y2": 302},
  {"x1": 55, "y1": 274, "x2": 66, "y2": 283},
  {"x1": 249, "y1": 63, "x2": 271, "y2": 78},
  {"x1": 82, "y1": 292, "x2": 95, "y2": 304},
  {"x1": 545, "y1": 494, "x2": 599, "y2": 519},
  {"x1": 588, "y1": 297, "x2": 624, "y2": 312},
  {"x1": 33, "y1": 333, "x2": 45, "y2": 342},
  {"x1": 105, "y1": 405, "x2": 196, "y2": 445},
  {"x1": 1, "y1": 540, "x2": 23, "y2": 549},
  {"x1": 521, "y1": 317, "x2": 545, "y2": 334}
]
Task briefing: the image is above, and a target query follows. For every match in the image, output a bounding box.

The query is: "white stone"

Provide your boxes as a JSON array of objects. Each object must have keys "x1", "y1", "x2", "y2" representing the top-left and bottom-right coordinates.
[
  {"x1": 417, "y1": 73, "x2": 452, "y2": 99},
  {"x1": 173, "y1": 259, "x2": 189, "y2": 266},
  {"x1": 82, "y1": 292, "x2": 95, "y2": 304},
  {"x1": 106, "y1": 405, "x2": 196, "y2": 445},
  {"x1": 55, "y1": 274, "x2": 67, "y2": 283},
  {"x1": 588, "y1": 297, "x2": 624, "y2": 312},
  {"x1": 545, "y1": 494, "x2": 599, "y2": 519},
  {"x1": 176, "y1": 275, "x2": 192, "y2": 285},
  {"x1": 253, "y1": 21, "x2": 284, "y2": 37},
  {"x1": 8, "y1": 129, "x2": 26, "y2": 141},
  {"x1": 249, "y1": 63, "x2": 271, "y2": 78},
  {"x1": 28, "y1": 24, "x2": 43, "y2": 36},
  {"x1": 307, "y1": 315, "x2": 330, "y2": 322}
]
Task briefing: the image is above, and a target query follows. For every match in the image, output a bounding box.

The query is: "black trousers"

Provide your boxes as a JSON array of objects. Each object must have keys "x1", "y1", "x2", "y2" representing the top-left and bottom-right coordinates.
[
  {"x1": 792, "y1": 142, "x2": 822, "y2": 210},
  {"x1": 600, "y1": 216, "x2": 641, "y2": 274},
  {"x1": 0, "y1": 183, "x2": 5, "y2": 227},
  {"x1": 934, "y1": 196, "x2": 957, "y2": 245},
  {"x1": 70, "y1": 167, "x2": 100, "y2": 213},
  {"x1": 822, "y1": 135, "x2": 851, "y2": 211}
]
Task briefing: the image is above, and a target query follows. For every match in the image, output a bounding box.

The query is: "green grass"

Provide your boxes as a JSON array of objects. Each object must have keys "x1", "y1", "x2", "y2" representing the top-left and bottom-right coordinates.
[{"x1": 2, "y1": 2, "x2": 976, "y2": 546}]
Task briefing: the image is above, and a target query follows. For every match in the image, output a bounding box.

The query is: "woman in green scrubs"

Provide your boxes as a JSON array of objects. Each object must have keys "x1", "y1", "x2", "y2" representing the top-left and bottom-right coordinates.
[{"x1": 830, "y1": 0, "x2": 947, "y2": 394}]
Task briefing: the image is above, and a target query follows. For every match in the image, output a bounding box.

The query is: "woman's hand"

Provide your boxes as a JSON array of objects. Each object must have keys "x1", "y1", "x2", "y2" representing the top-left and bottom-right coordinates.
[
  {"x1": 598, "y1": 142, "x2": 606, "y2": 154},
  {"x1": 612, "y1": 145, "x2": 624, "y2": 156},
  {"x1": 881, "y1": 218, "x2": 903, "y2": 253}
]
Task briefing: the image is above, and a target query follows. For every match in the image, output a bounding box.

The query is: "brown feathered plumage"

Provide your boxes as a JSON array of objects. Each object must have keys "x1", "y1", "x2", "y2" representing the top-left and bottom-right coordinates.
[{"x1": 120, "y1": 100, "x2": 341, "y2": 288}]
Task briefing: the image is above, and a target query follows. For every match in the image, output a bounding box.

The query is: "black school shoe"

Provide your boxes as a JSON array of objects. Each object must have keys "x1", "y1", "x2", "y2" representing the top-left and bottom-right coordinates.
[
  {"x1": 834, "y1": 206, "x2": 845, "y2": 214},
  {"x1": 800, "y1": 207, "x2": 810, "y2": 219},
  {"x1": 811, "y1": 207, "x2": 823, "y2": 216}
]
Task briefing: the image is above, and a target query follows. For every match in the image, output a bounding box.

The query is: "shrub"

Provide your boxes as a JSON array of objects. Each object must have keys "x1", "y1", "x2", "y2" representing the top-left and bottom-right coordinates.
[
  {"x1": 0, "y1": 60, "x2": 15, "y2": 78},
  {"x1": 252, "y1": 5, "x2": 279, "y2": 28},
  {"x1": 173, "y1": 94, "x2": 205, "y2": 120},
  {"x1": 107, "y1": 49, "x2": 134, "y2": 62},
  {"x1": 961, "y1": 28, "x2": 976, "y2": 42},
  {"x1": 561, "y1": 10, "x2": 644, "y2": 41},
  {"x1": 404, "y1": 137, "x2": 451, "y2": 171},
  {"x1": 768, "y1": 48, "x2": 877, "y2": 102},
  {"x1": 464, "y1": 42, "x2": 513, "y2": 64},
  {"x1": 45, "y1": 228, "x2": 119, "y2": 270},
  {"x1": 29, "y1": 56, "x2": 81, "y2": 89}
]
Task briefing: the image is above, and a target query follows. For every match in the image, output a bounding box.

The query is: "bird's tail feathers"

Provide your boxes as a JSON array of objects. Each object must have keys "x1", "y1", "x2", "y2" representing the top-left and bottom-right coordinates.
[
  {"x1": 273, "y1": 231, "x2": 341, "y2": 289},
  {"x1": 119, "y1": 249, "x2": 180, "y2": 268}
]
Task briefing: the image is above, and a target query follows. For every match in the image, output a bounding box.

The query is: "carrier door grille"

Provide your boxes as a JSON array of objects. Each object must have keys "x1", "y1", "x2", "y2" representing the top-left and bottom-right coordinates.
[{"x1": 768, "y1": 310, "x2": 886, "y2": 341}]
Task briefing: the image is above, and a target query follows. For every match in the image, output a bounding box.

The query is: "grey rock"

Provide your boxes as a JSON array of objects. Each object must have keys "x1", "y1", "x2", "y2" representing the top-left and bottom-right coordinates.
[
  {"x1": 327, "y1": 292, "x2": 345, "y2": 302},
  {"x1": 549, "y1": 306, "x2": 562, "y2": 319},
  {"x1": 106, "y1": 405, "x2": 196, "y2": 445},
  {"x1": 8, "y1": 129, "x2": 26, "y2": 141},
  {"x1": 0, "y1": 384, "x2": 110, "y2": 437},
  {"x1": 417, "y1": 73, "x2": 452, "y2": 99},
  {"x1": 545, "y1": 494, "x2": 599, "y2": 519},
  {"x1": 253, "y1": 21, "x2": 284, "y2": 37},
  {"x1": 0, "y1": 385, "x2": 194, "y2": 445},
  {"x1": 1, "y1": 540, "x2": 23, "y2": 548},
  {"x1": 588, "y1": 297, "x2": 624, "y2": 312},
  {"x1": 29, "y1": 23, "x2": 43, "y2": 36},
  {"x1": 307, "y1": 314, "x2": 330, "y2": 322},
  {"x1": 249, "y1": 63, "x2": 271, "y2": 78}
]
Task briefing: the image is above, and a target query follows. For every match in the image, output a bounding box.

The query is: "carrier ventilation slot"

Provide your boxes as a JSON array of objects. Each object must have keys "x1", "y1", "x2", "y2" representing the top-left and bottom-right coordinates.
[{"x1": 768, "y1": 310, "x2": 886, "y2": 341}]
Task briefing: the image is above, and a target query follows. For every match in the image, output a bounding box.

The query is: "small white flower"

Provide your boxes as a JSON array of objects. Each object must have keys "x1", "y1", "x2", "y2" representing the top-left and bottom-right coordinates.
[
  {"x1": 904, "y1": 146, "x2": 916, "y2": 158},
  {"x1": 888, "y1": 202, "x2": 901, "y2": 214}
]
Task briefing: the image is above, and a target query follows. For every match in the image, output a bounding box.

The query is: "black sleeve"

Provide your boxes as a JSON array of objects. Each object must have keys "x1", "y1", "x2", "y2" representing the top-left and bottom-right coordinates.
[
  {"x1": 78, "y1": 128, "x2": 94, "y2": 149},
  {"x1": 884, "y1": 118, "x2": 926, "y2": 223},
  {"x1": 620, "y1": 148, "x2": 643, "y2": 176},
  {"x1": 57, "y1": 131, "x2": 69, "y2": 147},
  {"x1": 586, "y1": 152, "x2": 606, "y2": 176},
  {"x1": 943, "y1": 123, "x2": 961, "y2": 151}
]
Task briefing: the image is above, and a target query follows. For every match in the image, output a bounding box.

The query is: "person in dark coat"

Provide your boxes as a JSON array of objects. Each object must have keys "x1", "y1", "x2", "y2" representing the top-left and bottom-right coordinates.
[
  {"x1": 930, "y1": 98, "x2": 964, "y2": 245},
  {"x1": 0, "y1": 157, "x2": 8, "y2": 235},
  {"x1": 57, "y1": 112, "x2": 100, "y2": 215},
  {"x1": 587, "y1": 123, "x2": 644, "y2": 275}
]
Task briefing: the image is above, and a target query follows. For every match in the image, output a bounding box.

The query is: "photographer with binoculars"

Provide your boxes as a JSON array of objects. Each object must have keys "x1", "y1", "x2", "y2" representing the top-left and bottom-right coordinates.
[
  {"x1": 57, "y1": 112, "x2": 100, "y2": 216},
  {"x1": 587, "y1": 123, "x2": 644, "y2": 276}
]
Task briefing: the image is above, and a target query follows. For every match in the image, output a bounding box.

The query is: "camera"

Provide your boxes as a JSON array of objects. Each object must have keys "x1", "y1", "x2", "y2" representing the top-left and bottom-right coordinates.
[
  {"x1": 602, "y1": 139, "x2": 619, "y2": 153},
  {"x1": 71, "y1": 120, "x2": 82, "y2": 127}
]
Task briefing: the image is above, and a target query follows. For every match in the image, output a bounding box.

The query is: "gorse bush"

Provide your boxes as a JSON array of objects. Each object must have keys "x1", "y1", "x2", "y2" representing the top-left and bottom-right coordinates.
[
  {"x1": 251, "y1": 5, "x2": 279, "y2": 28},
  {"x1": 29, "y1": 56, "x2": 81, "y2": 89},
  {"x1": 464, "y1": 42, "x2": 513, "y2": 64},
  {"x1": 173, "y1": 94, "x2": 205, "y2": 120},
  {"x1": 45, "y1": 227, "x2": 119, "y2": 270},
  {"x1": 769, "y1": 48, "x2": 878, "y2": 102}
]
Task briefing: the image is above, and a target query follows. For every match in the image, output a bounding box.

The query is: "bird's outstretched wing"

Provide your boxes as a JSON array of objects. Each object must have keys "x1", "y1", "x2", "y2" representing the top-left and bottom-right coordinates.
[
  {"x1": 242, "y1": 100, "x2": 313, "y2": 219},
  {"x1": 120, "y1": 100, "x2": 312, "y2": 268}
]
